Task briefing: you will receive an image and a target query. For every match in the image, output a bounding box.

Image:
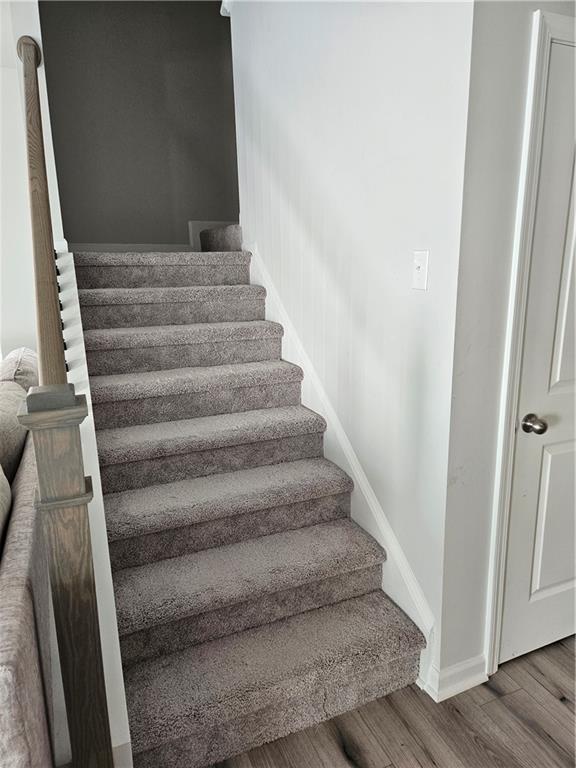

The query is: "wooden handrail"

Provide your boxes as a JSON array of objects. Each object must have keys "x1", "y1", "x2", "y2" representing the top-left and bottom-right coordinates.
[
  {"x1": 16, "y1": 35, "x2": 114, "y2": 768},
  {"x1": 17, "y1": 36, "x2": 66, "y2": 386}
]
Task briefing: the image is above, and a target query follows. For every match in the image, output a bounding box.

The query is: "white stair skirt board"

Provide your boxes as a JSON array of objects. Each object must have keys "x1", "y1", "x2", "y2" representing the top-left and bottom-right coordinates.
[
  {"x1": 247, "y1": 242, "x2": 436, "y2": 683},
  {"x1": 57, "y1": 248, "x2": 133, "y2": 766}
]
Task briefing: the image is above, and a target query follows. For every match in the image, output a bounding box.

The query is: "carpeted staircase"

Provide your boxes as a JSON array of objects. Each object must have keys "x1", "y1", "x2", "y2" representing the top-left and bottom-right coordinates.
[{"x1": 76, "y1": 249, "x2": 425, "y2": 768}]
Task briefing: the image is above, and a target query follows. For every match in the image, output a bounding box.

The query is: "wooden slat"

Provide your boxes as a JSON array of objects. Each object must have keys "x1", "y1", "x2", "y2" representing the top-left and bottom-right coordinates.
[
  {"x1": 45, "y1": 504, "x2": 113, "y2": 766},
  {"x1": 17, "y1": 35, "x2": 66, "y2": 386}
]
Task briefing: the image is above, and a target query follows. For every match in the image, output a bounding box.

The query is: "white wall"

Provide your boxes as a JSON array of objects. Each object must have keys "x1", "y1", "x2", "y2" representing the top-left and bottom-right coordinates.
[
  {"x1": 228, "y1": 0, "x2": 474, "y2": 679},
  {"x1": 0, "y1": 1, "x2": 65, "y2": 357},
  {"x1": 0, "y1": 2, "x2": 36, "y2": 355},
  {"x1": 441, "y1": 0, "x2": 576, "y2": 675}
]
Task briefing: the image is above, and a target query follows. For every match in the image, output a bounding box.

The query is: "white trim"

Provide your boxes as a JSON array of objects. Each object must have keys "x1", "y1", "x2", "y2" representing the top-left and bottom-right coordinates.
[
  {"x1": 420, "y1": 654, "x2": 487, "y2": 703},
  {"x1": 54, "y1": 238, "x2": 68, "y2": 253},
  {"x1": 248, "y1": 243, "x2": 435, "y2": 671},
  {"x1": 485, "y1": 10, "x2": 575, "y2": 676}
]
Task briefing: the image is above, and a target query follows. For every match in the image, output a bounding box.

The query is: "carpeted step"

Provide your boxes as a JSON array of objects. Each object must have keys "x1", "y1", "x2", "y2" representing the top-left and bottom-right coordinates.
[
  {"x1": 125, "y1": 591, "x2": 425, "y2": 768},
  {"x1": 106, "y1": 458, "x2": 354, "y2": 569},
  {"x1": 90, "y1": 361, "x2": 303, "y2": 429},
  {"x1": 97, "y1": 405, "x2": 326, "y2": 494},
  {"x1": 78, "y1": 285, "x2": 266, "y2": 329},
  {"x1": 84, "y1": 321, "x2": 283, "y2": 375},
  {"x1": 74, "y1": 251, "x2": 251, "y2": 288},
  {"x1": 115, "y1": 519, "x2": 386, "y2": 665}
]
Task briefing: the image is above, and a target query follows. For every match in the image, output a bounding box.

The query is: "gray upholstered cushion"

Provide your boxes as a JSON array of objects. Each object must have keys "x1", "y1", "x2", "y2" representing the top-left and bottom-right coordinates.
[
  {"x1": 0, "y1": 348, "x2": 38, "y2": 392},
  {"x1": 0, "y1": 382, "x2": 27, "y2": 484},
  {"x1": 0, "y1": 467, "x2": 10, "y2": 552},
  {"x1": 0, "y1": 439, "x2": 52, "y2": 768}
]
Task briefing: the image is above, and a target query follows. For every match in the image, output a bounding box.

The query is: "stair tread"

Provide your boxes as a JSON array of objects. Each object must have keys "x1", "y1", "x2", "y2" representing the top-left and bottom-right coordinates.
[
  {"x1": 84, "y1": 321, "x2": 283, "y2": 350},
  {"x1": 79, "y1": 284, "x2": 265, "y2": 305},
  {"x1": 124, "y1": 591, "x2": 425, "y2": 755},
  {"x1": 90, "y1": 361, "x2": 303, "y2": 403},
  {"x1": 105, "y1": 458, "x2": 353, "y2": 541},
  {"x1": 96, "y1": 405, "x2": 326, "y2": 466},
  {"x1": 74, "y1": 251, "x2": 251, "y2": 266},
  {"x1": 114, "y1": 519, "x2": 385, "y2": 635}
]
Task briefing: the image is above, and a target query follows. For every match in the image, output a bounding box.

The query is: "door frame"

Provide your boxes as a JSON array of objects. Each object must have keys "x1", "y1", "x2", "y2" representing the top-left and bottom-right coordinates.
[{"x1": 485, "y1": 10, "x2": 575, "y2": 676}]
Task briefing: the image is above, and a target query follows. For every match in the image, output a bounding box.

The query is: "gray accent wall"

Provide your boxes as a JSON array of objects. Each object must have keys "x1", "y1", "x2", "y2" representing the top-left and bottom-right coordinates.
[{"x1": 39, "y1": 1, "x2": 239, "y2": 244}]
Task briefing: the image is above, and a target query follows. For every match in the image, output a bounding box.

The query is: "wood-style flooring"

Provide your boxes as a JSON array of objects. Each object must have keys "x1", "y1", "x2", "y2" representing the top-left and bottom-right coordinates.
[{"x1": 216, "y1": 635, "x2": 575, "y2": 768}]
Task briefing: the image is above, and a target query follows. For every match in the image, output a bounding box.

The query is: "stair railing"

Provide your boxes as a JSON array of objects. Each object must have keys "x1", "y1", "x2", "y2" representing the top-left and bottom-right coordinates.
[{"x1": 16, "y1": 35, "x2": 114, "y2": 768}]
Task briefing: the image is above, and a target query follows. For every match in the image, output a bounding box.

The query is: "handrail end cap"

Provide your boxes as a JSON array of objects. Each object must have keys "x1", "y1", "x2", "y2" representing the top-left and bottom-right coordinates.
[{"x1": 17, "y1": 36, "x2": 41, "y2": 66}]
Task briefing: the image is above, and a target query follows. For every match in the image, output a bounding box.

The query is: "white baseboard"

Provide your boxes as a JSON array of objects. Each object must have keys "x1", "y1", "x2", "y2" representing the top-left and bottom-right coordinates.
[
  {"x1": 418, "y1": 653, "x2": 488, "y2": 702},
  {"x1": 247, "y1": 242, "x2": 436, "y2": 676}
]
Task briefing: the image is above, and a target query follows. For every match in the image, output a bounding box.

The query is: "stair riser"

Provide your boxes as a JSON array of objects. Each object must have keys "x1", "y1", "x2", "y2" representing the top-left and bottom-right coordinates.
[
  {"x1": 76, "y1": 264, "x2": 250, "y2": 289},
  {"x1": 86, "y1": 338, "x2": 282, "y2": 375},
  {"x1": 120, "y1": 567, "x2": 381, "y2": 667},
  {"x1": 130, "y1": 652, "x2": 421, "y2": 765},
  {"x1": 100, "y1": 433, "x2": 324, "y2": 494},
  {"x1": 80, "y1": 300, "x2": 265, "y2": 329},
  {"x1": 109, "y1": 492, "x2": 351, "y2": 570},
  {"x1": 93, "y1": 383, "x2": 301, "y2": 430}
]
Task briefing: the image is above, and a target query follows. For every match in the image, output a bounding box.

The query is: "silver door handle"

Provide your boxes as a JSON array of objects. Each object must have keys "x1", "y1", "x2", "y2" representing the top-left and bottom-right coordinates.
[{"x1": 521, "y1": 413, "x2": 548, "y2": 435}]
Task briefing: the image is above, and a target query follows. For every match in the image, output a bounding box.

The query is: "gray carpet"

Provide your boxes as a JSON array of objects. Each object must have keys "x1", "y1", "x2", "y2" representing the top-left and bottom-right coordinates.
[{"x1": 77, "y1": 250, "x2": 425, "y2": 767}]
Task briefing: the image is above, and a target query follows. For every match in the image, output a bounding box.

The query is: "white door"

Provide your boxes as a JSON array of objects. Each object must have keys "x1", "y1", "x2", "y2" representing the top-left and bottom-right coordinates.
[{"x1": 500, "y1": 13, "x2": 575, "y2": 663}]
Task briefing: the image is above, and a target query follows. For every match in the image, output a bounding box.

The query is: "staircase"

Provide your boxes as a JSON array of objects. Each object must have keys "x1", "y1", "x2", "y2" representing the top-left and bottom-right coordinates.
[{"x1": 76, "y1": 249, "x2": 425, "y2": 768}]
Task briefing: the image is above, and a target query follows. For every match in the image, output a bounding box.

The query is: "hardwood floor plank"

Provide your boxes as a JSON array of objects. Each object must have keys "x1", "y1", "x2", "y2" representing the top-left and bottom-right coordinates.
[
  {"x1": 386, "y1": 686, "x2": 469, "y2": 768},
  {"x1": 548, "y1": 641, "x2": 576, "y2": 676},
  {"x1": 329, "y1": 707, "x2": 394, "y2": 767},
  {"x1": 302, "y1": 722, "x2": 370, "y2": 768},
  {"x1": 262, "y1": 729, "x2": 339, "y2": 768},
  {"x1": 483, "y1": 690, "x2": 574, "y2": 768},
  {"x1": 396, "y1": 684, "x2": 525, "y2": 768},
  {"x1": 504, "y1": 656, "x2": 575, "y2": 736},
  {"x1": 520, "y1": 649, "x2": 575, "y2": 713},
  {"x1": 468, "y1": 668, "x2": 520, "y2": 706},
  {"x1": 357, "y1": 696, "x2": 438, "y2": 768},
  {"x1": 450, "y1": 690, "x2": 558, "y2": 768},
  {"x1": 495, "y1": 689, "x2": 574, "y2": 757}
]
